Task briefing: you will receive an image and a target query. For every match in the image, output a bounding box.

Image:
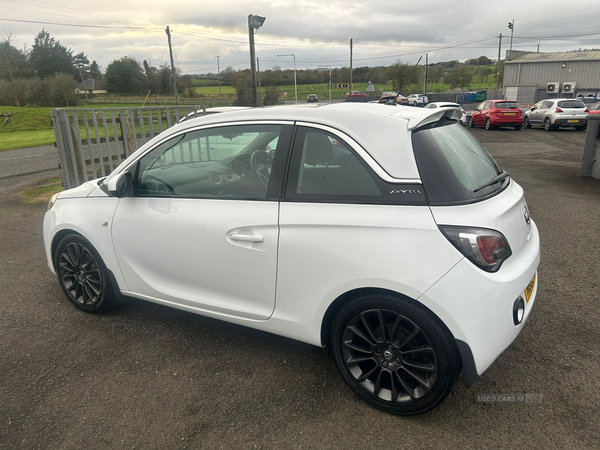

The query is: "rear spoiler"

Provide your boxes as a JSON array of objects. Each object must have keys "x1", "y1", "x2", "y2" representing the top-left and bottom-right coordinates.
[{"x1": 392, "y1": 107, "x2": 463, "y2": 130}]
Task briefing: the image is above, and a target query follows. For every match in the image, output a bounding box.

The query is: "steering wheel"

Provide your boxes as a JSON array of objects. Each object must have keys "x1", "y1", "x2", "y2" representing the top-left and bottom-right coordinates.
[
  {"x1": 143, "y1": 174, "x2": 174, "y2": 194},
  {"x1": 250, "y1": 150, "x2": 274, "y2": 187}
]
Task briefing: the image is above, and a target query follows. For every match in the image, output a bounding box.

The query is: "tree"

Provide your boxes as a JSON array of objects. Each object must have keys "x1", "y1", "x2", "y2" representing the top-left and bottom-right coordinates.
[
  {"x1": 476, "y1": 66, "x2": 492, "y2": 83},
  {"x1": 386, "y1": 60, "x2": 422, "y2": 93},
  {"x1": 444, "y1": 64, "x2": 473, "y2": 89},
  {"x1": 29, "y1": 30, "x2": 75, "y2": 78},
  {"x1": 72, "y1": 52, "x2": 90, "y2": 82},
  {"x1": 0, "y1": 36, "x2": 32, "y2": 82},
  {"x1": 426, "y1": 65, "x2": 444, "y2": 83},
  {"x1": 104, "y1": 56, "x2": 147, "y2": 94},
  {"x1": 49, "y1": 72, "x2": 77, "y2": 106},
  {"x1": 89, "y1": 61, "x2": 102, "y2": 79},
  {"x1": 220, "y1": 66, "x2": 235, "y2": 84}
]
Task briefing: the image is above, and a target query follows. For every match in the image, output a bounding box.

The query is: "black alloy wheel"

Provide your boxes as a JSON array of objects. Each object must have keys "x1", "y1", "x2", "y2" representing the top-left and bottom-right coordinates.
[
  {"x1": 332, "y1": 294, "x2": 460, "y2": 415},
  {"x1": 55, "y1": 234, "x2": 116, "y2": 313}
]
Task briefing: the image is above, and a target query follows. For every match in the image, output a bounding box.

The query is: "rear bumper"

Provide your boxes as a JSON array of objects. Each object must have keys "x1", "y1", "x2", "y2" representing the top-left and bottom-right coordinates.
[
  {"x1": 418, "y1": 220, "x2": 540, "y2": 386},
  {"x1": 552, "y1": 117, "x2": 587, "y2": 126},
  {"x1": 491, "y1": 116, "x2": 523, "y2": 126}
]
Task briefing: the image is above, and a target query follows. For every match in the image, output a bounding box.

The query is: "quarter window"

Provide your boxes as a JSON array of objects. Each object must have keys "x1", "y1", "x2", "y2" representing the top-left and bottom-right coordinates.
[
  {"x1": 135, "y1": 124, "x2": 282, "y2": 199},
  {"x1": 286, "y1": 128, "x2": 381, "y2": 198}
]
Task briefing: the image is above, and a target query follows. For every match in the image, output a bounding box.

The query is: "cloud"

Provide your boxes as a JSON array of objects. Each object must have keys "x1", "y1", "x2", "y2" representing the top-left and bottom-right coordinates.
[{"x1": 3, "y1": 0, "x2": 600, "y2": 73}]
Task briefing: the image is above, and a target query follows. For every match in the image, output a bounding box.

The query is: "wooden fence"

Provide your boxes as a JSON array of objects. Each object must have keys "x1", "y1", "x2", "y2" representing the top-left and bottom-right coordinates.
[{"x1": 51, "y1": 105, "x2": 205, "y2": 188}]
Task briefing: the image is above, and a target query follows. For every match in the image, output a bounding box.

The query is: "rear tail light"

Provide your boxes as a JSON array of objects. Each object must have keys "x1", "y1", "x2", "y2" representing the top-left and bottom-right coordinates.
[
  {"x1": 555, "y1": 107, "x2": 564, "y2": 113},
  {"x1": 439, "y1": 226, "x2": 512, "y2": 272},
  {"x1": 585, "y1": 107, "x2": 589, "y2": 113}
]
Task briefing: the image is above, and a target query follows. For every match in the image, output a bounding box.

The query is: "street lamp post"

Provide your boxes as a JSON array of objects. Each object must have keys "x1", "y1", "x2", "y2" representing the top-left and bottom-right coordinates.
[
  {"x1": 508, "y1": 20, "x2": 514, "y2": 57},
  {"x1": 248, "y1": 14, "x2": 266, "y2": 107},
  {"x1": 319, "y1": 65, "x2": 332, "y2": 102},
  {"x1": 277, "y1": 54, "x2": 297, "y2": 104}
]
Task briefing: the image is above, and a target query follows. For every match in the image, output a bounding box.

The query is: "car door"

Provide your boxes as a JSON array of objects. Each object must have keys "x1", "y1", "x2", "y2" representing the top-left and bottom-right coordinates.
[
  {"x1": 535, "y1": 100, "x2": 553, "y2": 125},
  {"x1": 472, "y1": 102, "x2": 485, "y2": 125},
  {"x1": 111, "y1": 122, "x2": 293, "y2": 320}
]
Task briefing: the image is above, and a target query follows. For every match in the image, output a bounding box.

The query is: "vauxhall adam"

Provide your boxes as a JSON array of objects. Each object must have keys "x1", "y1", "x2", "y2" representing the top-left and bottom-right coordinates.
[{"x1": 44, "y1": 103, "x2": 540, "y2": 415}]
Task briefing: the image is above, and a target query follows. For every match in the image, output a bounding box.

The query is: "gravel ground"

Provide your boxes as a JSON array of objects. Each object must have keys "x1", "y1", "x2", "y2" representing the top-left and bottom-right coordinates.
[{"x1": 0, "y1": 126, "x2": 599, "y2": 449}]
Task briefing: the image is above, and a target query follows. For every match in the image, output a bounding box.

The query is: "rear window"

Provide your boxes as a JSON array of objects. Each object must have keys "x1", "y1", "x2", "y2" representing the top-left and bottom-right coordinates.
[
  {"x1": 412, "y1": 121, "x2": 504, "y2": 204},
  {"x1": 495, "y1": 102, "x2": 520, "y2": 109},
  {"x1": 557, "y1": 101, "x2": 586, "y2": 108}
]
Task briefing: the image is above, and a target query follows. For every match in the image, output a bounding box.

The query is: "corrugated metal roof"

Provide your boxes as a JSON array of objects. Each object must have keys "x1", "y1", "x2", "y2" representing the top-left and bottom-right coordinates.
[{"x1": 508, "y1": 51, "x2": 600, "y2": 63}]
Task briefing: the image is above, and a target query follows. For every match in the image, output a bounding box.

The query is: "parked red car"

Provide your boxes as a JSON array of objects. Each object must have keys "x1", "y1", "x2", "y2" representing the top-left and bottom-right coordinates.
[
  {"x1": 588, "y1": 102, "x2": 600, "y2": 114},
  {"x1": 467, "y1": 99, "x2": 523, "y2": 130},
  {"x1": 345, "y1": 90, "x2": 367, "y2": 99}
]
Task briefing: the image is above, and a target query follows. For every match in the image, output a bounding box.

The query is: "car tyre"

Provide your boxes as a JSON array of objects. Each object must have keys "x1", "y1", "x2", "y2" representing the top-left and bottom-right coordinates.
[
  {"x1": 54, "y1": 234, "x2": 118, "y2": 313},
  {"x1": 485, "y1": 118, "x2": 493, "y2": 130},
  {"x1": 331, "y1": 292, "x2": 460, "y2": 415},
  {"x1": 544, "y1": 118, "x2": 553, "y2": 131},
  {"x1": 523, "y1": 117, "x2": 531, "y2": 129},
  {"x1": 514, "y1": 125, "x2": 522, "y2": 130},
  {"x1": 467, "y1": 117, "x2": 474, "y2": 128},
  {"x1": 574, "y1": 126, "x2": 585, "y2": 131}
]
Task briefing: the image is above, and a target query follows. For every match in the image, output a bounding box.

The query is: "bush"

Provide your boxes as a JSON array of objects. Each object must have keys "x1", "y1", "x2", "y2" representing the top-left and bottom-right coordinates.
[
  {"x1": 234, "y1": 78, "x2": 252, "y2": 106},
  {"x1": 0, "y1": 73, "x2": 77, "y2": 106},
  {"x1": 262, "y1": 86, "x2": 279, "y2": 106}
]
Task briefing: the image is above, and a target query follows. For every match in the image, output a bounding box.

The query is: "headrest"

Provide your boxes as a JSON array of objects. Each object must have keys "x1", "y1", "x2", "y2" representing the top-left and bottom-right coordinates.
[{"x1": 304, "y1": 132, "x2": 334, "y2": 165}]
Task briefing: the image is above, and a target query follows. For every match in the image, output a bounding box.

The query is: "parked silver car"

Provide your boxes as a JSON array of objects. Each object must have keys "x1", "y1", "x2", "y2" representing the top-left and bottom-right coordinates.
[
  {"x1": 407, "y1": 94, "x2": 429, "y2": 106},
  {"x1": 523, "y1": 98, "x2": 588, "y2": 131}
]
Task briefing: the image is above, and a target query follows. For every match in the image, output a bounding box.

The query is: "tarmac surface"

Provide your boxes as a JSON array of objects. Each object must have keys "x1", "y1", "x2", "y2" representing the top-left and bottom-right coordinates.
[{"x1": 1, "y1": 126, "x2": 599, "y2": 449}]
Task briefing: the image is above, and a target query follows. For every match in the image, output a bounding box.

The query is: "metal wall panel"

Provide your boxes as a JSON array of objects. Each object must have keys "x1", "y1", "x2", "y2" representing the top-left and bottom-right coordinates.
[{"x1": 505, "y1": 61, "x2": 600, "y2": 90}]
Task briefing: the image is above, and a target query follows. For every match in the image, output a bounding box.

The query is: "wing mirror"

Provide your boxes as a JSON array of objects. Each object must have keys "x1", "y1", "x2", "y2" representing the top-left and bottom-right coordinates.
[
  {"x1": 106, "y1": 171, "x2": 132, "y2": 197},
  {"x1": 530, "y1": 106, "x2": 536, "y2": 111}
]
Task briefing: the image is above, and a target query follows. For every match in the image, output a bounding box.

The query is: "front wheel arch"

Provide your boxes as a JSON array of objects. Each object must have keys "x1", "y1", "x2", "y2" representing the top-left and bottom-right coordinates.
[{"x1": 51, "y1": 229, "x2": 127, "y2": 304}]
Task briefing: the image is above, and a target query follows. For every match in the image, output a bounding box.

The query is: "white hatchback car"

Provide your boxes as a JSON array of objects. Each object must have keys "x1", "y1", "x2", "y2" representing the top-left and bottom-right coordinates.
[
  {"x1": 424, "y1": 101, "x2": 467, "y2": 124},
  {"x1": 43, "y1": 104, "x2": 539, "y2": 415}
]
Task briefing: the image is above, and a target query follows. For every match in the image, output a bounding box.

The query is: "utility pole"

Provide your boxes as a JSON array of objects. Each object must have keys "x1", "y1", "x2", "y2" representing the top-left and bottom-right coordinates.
[
  {"x1": 349, "y1": 38, "x2": 353, "y2": 99},
  {"x1": 257, "y1": 57, "x2": 262, "y2": 102},
  {"x1": 165, "y1": 26, "x2": 179, "y2": 106},
  {"x1": 537, "y1": 32, "x2": 541, "y2": 52},
  {"x1": 248, "y1": 15, "x2": 258, "y2": 107},
  {"x1": 496, "y1": 33, "x2": 502, "y2": 92},
  {"x1": 215, "y1": 55, "x2": 221, "y2": 97},
  {"x1": 424, "y1": 53, "x2": 428, "y2": 95}
]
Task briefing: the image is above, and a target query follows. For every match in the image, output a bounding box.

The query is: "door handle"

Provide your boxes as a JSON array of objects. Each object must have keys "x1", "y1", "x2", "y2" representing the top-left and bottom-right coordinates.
[{"x1": 229, "y1": 234, "x2": 264, "y2": 243}]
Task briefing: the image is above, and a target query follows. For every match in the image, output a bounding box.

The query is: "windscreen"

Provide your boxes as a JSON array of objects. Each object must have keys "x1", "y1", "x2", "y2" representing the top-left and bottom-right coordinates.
[
  {"x1": 557, "y1": 101, "x2": 586, "y2": 108},
  {"x1": 412, "y1": 121, "x2": 504, "y2": 204},
  {"x1": 495, "y1": 102, "x2": 520, "y2": 109}
]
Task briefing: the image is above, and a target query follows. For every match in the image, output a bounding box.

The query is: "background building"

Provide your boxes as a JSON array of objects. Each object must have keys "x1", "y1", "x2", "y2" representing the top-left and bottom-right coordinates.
[{"x1": 503, "y1": 50, "x2": 600, "y2": 105}]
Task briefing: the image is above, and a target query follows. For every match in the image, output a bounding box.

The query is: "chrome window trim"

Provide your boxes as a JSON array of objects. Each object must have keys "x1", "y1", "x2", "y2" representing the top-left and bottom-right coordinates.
[{"x1": 295, "y1": 121, "x2": 421, "y2": 184}]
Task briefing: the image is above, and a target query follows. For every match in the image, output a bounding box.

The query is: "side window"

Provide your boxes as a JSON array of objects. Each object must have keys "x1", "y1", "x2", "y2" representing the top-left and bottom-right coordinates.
[
  {"x1": 483, "y1": 101, "x2": 493, "y2": 109},
  {"x1": 285, "y1": 128, "x2": 381, "y2": 198},
  {"x1": 135, "y1": 124, "x2": 282, "y2": 199},
  {"x1": 476, "y1": 102, "x2": 485, "y2": 111},
  {"x1": 542, "y1": 101, "x2": 553, "y2": 109}
]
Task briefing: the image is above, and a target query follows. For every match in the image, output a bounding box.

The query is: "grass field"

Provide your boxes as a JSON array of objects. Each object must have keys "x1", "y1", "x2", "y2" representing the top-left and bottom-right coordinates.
[
  {"x1": 192, "y1": 81, "x2": 496, "y2": 100},
  {"x1": 0, "y1": 103, "x2": 197, "y2": 151}
]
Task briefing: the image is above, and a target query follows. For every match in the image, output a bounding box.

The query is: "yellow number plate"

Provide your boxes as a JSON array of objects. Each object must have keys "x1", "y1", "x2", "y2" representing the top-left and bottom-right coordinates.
[
  {"x1": 568, "y1": 119, "x2": 579, "y2": 123},
  {"x1": 504, "y1": 113, "x2": 515, "y2": 116},
  {"x1": 524, "y1": 273, "x2": 536, "y2": 302}
]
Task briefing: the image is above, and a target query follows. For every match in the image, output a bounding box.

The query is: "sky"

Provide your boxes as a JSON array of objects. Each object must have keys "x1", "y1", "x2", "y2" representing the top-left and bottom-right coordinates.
[{"x1": 2, "y1": 0, "x2": 600, "y2": 75}]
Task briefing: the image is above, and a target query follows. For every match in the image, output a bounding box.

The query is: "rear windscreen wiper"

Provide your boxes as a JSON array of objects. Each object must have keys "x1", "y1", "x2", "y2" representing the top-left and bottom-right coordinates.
[{"x1": 473, "y1": 171, "x2": 510, "y2": 193}]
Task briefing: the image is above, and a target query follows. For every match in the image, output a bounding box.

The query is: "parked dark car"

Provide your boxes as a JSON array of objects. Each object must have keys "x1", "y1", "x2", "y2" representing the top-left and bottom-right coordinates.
[
  {"x1": 468, "y1": 100, "x2": 523, "y2": 130},
  {"x1": 307, "y1": 94, "x2": 319, "y2": 103}
]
